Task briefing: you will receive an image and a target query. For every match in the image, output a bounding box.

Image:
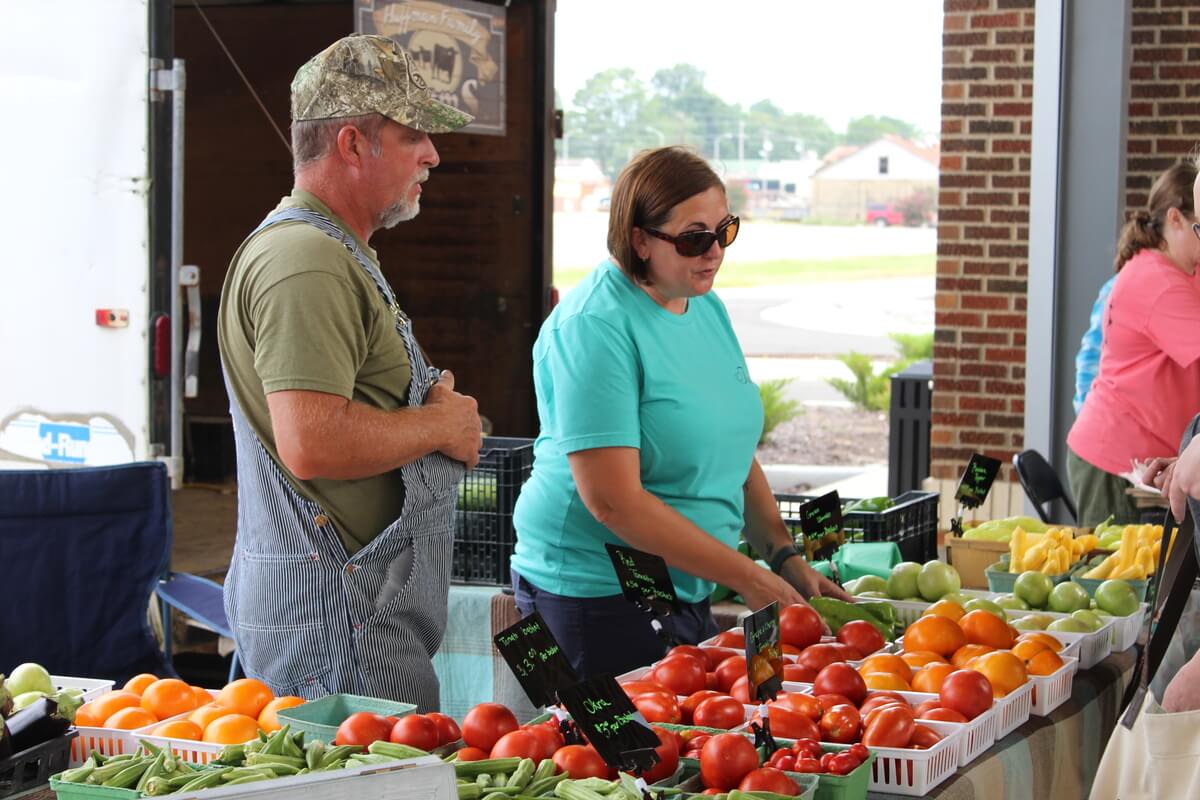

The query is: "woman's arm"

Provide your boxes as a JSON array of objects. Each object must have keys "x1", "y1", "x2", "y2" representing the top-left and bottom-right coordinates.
[
  {"x1": 741, "y1": 458, "x2": 854, "y2": 602},
  {"x1": 569, "y1": 447, "x2": 809, "y2": 611}
]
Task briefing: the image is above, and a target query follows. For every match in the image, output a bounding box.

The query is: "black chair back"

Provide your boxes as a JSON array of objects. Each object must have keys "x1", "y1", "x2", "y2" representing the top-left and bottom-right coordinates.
[{"x1": 1012, "y1": 449, "x2": 1078, "y2": 524}]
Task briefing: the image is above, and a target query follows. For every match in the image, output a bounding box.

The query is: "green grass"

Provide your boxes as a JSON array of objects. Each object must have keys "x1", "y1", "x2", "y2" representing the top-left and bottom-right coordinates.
[{"x1": 552, "y1": 253, "x2": 933, "y2": 290}]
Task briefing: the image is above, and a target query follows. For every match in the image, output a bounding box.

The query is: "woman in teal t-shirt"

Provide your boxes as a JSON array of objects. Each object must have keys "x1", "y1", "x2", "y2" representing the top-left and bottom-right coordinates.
[{"x1": 511, "y1": 147, "x2": 849, "y2": 678}]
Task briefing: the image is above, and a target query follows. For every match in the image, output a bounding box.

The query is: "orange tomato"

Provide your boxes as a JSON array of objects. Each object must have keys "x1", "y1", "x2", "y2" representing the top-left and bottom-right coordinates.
[
  {"x1": 105, "y1": 707, "x2": 159, "y2": 730},
  {"x1": 122, "y1": 673, "x2": 159, "y2": 696},
  {"x1": 960, "y1": 610, "x2": 1015, "y2": 650},
  {"x1": 257, "y1": 696, "x2": 306, "y2": 732},
  {"x1": 911, "y1": 663, "x2": 957, "y2": 694},
  {"x1": 191, "y1": 686, "x2": 213, "y2": 707},
  {"x1": 951, "y1": 644, "x2": 995, "y2": 668},
  {"x1": 863, "y1": 672, "x2": 912, "y2": 691},
  {"x1": 923, "y1": 599, "x2": 966, "y2": 622},
  {"x1": 970, "y1": 651, "x2": 1028, "y2": 697},
  {"x1": 142, "y1": 679, "x2": 200, "y2": 720},
  {"x1": 903, "y1": 616, "x2": 967, "y2": 658},
  {"x1": 900, "y1": 650, "x2": 949, "y2": 669},
  {"x1": 216, "y1": 678, "x2": 274, "y2": 719},
  {"x1": 1011, "y1": 638, "x2": 1051, "y2": 662},
  {"x1": 90, "y1": 690, "x2": 143, "y2": 723},
  {"x1": 202, "y1": 713, "x2": 261, "y2": 745},
  {"x1": 189, "y1": 703, "x2": 236, "y2": 729},
  {"x1": 74, "y1": 703, "x2": 102, "y2": 728},
  {"x1": 858, "y1": 654, "x2": 913, "y2": 683},
  {"x1": 1017, "y1": 632, "x2": 1066, "y2": 653},
  {"x1": 1026, "y1": 649, "x2": 1066, "y2": 677},
  {"x1": 152, "y1": 719, "x2": 204, "y2": 740}
]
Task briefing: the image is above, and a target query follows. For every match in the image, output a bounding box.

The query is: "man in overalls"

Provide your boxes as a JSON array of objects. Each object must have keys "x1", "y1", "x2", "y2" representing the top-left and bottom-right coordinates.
[{"x1": 217, "y1": 34, "x2": 482, "y2": 712}]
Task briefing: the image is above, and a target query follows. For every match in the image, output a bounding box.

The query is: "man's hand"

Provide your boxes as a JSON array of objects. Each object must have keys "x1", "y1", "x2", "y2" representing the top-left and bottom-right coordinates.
[
  {"x1": 425, "y1": 370, "x2": 482, "y2": 469},
  {"x1": 783, "y1": 557, "x2": 855, "y2": 603},
  {"x1": 1162, "y1": 648, "x2": 1200, "y2": 713},
  {"x1": 1165, "y1": 438, "x2": 1200, "y2": 523}
]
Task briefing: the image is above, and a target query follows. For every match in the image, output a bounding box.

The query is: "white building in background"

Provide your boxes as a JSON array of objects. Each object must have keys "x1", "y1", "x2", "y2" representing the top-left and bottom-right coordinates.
[
  {"x1": 553, "y1": 158, "x2": 611, "y2": 212},
  {"x1": 709, "y1": 157, "x2": 825, "y2": 220},
  {"x1": 810, "y1": 135, "x2": 940, "y2": 223}
]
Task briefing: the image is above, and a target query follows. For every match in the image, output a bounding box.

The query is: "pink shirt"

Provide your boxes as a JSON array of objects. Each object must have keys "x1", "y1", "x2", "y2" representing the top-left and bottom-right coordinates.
[{"x1": 1068, "y1": 248, "x2": 1200, "y2": 474}]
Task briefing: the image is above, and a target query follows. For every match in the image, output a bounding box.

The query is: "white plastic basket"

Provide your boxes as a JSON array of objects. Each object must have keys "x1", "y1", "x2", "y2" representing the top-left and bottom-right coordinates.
[
  {"x1": 874, "y1": 589, "x2": 1006, "y2": 627},
  {"x1": 1028, "y1": 655, "x2": 1078, "y2": 716},
  {"x1": 1107, "y1": 604, "x2": 1149, "y2": 652},
  {"x1": 54, "y1": 675, "x2": 114, "y2": 702},
  {"x1": 858, "y1": 718, "x2": 962, "y2": 796},
  {"x1": 68, "y1": 726, "x2": 142, "y2": 767},
  {"x1": 134, "y1": 689, "x2": 232, "y2": 765},
  {"x1": 992, "y1": 679, "x2": 1034, "y2": 738},
  {"x1": 1007, "y1": 611, "x2": 1113, "y2": 669},
  {"x1": 896, "y1": 689, "x2": 998, "y2": 768}
]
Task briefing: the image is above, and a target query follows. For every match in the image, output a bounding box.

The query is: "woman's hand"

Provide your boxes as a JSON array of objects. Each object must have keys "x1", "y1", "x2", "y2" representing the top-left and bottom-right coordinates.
[
  {"x1": 1162, "y1": 648, "x2": 1200, "y2": 713},
  {"x1": 734, "y1": 568, "x2": 833, "y2": 635},
  {"x1": 782, "y1": 557, "x2": 855, "y2": 603}
]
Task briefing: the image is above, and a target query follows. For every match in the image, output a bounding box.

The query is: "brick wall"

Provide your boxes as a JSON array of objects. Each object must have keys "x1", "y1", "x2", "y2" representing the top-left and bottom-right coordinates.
[{"x1": 932, "y1": 0, "x2": 1035, "y2": 483}]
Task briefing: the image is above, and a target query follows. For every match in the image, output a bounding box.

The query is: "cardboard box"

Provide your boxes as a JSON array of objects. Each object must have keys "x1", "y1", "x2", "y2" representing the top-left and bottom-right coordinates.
[{"x1": 944, "y1": 535, "x2": 1008, "y2": 589}]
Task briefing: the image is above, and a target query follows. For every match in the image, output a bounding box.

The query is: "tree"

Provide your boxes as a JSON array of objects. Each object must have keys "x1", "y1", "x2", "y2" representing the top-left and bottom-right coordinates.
[
  {"x1": 649, "y1": 64, "x2": 740, "y2": 158},
  {"x1": 844, "y1": 114, "x2": 922, "y2": 146},
  {"x1": 569, "y1": 69, "x2": 652, "y2": 178}
]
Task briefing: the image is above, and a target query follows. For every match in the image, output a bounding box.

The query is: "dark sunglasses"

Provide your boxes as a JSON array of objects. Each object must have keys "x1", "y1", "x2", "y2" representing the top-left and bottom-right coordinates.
[
  {"x1": 644, "y1": 215, "x2": 740, "y2": 257},
  {"x1": 1192, "y1": 221, "x2": 1200, "y2": 242}
]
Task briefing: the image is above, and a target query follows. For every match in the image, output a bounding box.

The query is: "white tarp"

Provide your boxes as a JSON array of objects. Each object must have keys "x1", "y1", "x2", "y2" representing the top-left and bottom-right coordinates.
[{"x1": 0, "y1": 0, "x2": 150, "y2": 467}]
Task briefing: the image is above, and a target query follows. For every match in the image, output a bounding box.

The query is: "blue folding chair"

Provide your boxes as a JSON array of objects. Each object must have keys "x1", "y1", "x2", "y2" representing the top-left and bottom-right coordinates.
[{"x1": 156, "y1": 572, "x2": 241, "y2": 684}]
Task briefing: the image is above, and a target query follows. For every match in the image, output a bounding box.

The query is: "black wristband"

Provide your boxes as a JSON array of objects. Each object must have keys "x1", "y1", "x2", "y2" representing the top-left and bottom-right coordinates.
[{"x1": 769, "y1": 545, "x2": 803, "y2": 575}]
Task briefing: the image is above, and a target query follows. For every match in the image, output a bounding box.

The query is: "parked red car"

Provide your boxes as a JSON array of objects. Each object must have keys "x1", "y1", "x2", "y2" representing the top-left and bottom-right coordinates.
[{"x1": 865, "y1": 202, "x2": 904, "y2": 226}]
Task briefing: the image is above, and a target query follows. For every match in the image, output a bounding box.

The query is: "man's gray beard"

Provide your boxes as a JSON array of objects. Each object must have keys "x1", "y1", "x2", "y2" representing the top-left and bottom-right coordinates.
[{"x1": 376, "y1": 196, "x2": 420, "y2": 229}]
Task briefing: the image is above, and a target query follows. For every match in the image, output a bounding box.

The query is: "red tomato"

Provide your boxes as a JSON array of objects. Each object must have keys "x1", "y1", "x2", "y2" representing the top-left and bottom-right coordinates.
[
  {"x1": 912, "y1": 699, "x2": 942, "y2": 718},
  {"x1": 816, "y1": 693, "x2": 855, "y2": 714},
  {"x1": 729, "y1": 676, "x2": 752, "y2": 705},
  {"x1": 909, "y1": 724, "x2": 943, "y2": 749},
  {"x1": 858, "y1": 695, "x2": 908, "y2": 717},
  {"x1": 793, "y1": 757, "x2": 822, "y2": 773},
  {"x1": 652, "y1": 654, "x2": 707, "y2": 697},
  {"x1": 797, "y1": 643, "x2": 845, "y2": 673},
  {"x1": 461, "y1": 703, "x2": 519, "y2": 752},
  {"x1": 750, "y1": 705, "x2": 820, "y2": 741},
  {"x1": 522, "y1": 723, "x2": 565, "y2": 760},
  {"x1": 780, "y1": 604, "x2": 823, "y2": 649},
  {"x1": 699, "y1": 733, "x2": 759, "y2": 791},
  {"x1": 553, "y1": 745, "x2": 611, "y2": 779},
  {"x1": 738, "y1": 767, "x2": 800, "y2": 795},
  {"x1": 813, "y1": 663, "x2": 868, "y2": 705},
  {"x1": 782, "y1": 663, "x2": 817, "y2": 683},
  {"x1": 642, "y1": 726, "x2": 680, "y2": 784},
  {"x1": 780, "y1": 644, "x2": 803, "y2": 656},
  {"x1": 861, "y1": 704, "x2": 916, "y2": 748},
  {"x1": 700, "y1": 647, "x2": 742, "y2": 671},
  {"x1": 863, "y1": 690, "x2": 908, "y2": 706},
  {"x1": 705, "y1": 672, "x2": 718, "y2": 691},
  {"x1": 425, "y1": 712, "x2": 461, "y2": 746},
  {"x1": 836, "y1": 620, "x2": 886, "y2": 657},
  {"x1": 632, "y1": 692, "x2": 681, "y2": 724},
  {"x1": 456, "y1": 746, "x2": 490, "y2": 761},
  {"x1": 335, "y1": 711, "x2": 392, "y2": 747},
  {"x1": 389, "y1": 715, "x2": 439, "y2": 751},
  {"x1": 712, "y1": 630, "x2": 746, "y2": 649},
  {"x1": 620, "y1": 679, "x2": 670, "y2": 697},
  {"x1": 818, "y1": 704, "x2": 861, "y2": 744},
  {"x1": 826, "y1": 751, "x2": 862, "y2": 775},
  {"x1": 766, "y1": 749, "x2": 796, "y2": 771},
  {"x1": 668, "y1": 645, "x2": 709, "y2": 662},
  {"x1": 680, "y1": 690, "x2": 723, "y2": 725},
  {"x1": 713, "y1": 656, "x2": 747, "y2": 693},
  {"x1": 490, "y1": 729, "x2": 541, "y2": 760},
  {"x1": 939, "y1": 670, "x2": 995, "y2": 721},
  {"x1": 693, "y1": 696, "x2": 746, "y2": 730},
  {"x1": 919, "y1": 707, "x2": 969, "y2": 723},
  {"x1": 775, "y1": 692, "x2": 822, "y2": 721}
]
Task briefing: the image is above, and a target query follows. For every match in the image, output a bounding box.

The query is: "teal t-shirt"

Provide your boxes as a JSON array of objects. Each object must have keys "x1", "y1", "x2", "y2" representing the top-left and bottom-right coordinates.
[{"x1": 511, "y1": 259, "x2": 765, "y2": 603}]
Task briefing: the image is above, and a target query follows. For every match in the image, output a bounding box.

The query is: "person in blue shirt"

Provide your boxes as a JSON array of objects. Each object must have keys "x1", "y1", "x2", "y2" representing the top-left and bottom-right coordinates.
[
  {"x1": 511, "y1": 147, "x2": 849, "y2": 678},
  {"x1": 1073, "y1": 274, "x2": 1117, "y2": 414}
]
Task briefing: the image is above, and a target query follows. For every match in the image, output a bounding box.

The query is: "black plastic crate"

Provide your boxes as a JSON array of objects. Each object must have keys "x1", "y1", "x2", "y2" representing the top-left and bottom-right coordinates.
[
  {"x1": 453, "y1": 436, "x2": 534, "y2": 585},
  {"x1": 775, "y1": 490, "x2": 940, "y2": 563},
  {"x1": 0, "y1": 731, "x2": 76, "y2": 798}
]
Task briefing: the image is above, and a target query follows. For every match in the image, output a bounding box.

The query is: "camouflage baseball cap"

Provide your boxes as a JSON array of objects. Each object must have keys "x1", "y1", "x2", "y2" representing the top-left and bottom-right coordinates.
[{"x1": 291, "y1": 34, "x2": 473, "y2": 134}]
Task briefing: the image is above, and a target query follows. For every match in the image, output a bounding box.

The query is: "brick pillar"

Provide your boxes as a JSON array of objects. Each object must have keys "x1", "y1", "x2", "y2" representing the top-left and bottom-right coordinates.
[{"x1": 932, "y1": 0, "x2": 1035, "y2": 482}]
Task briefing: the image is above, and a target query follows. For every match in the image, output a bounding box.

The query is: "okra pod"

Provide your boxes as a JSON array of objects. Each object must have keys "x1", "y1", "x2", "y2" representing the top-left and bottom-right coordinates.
[
  {"x1": 135, "y1": 752, "x2": 167, "y2": 793},
  {"x1": 554, "y1": 781, "x2": 610, "y2": 800},
  {"x1": 217, "y1": 744, "x2": 247, "y2": 764},
  {"x1": 525, "y1": 773, "x2": 568, "y2": 796},
  {"x1": 101, "y1": 760, "x2": 151, "y2": 789},
  {"x1": 484, "y1": 792, "x2": 513, "y2": 800},
  {"x1": 458, "y1": 782, "x2": 484, "y2": 800},
  {"x1": 259, "y1": 725, "x2": 289, "y2": 756},
  {"x1": 532, "y1": 759, "x2": 557, "y2": 783},
  {"x1": 349, "y1": 753, "x2": 397, "y2": 766},
  {"x1": 245, "y1": 751, "x2": 306, "y2": 769},
  {"x1": 283, "y1": 731, "x2": 305, "y2": 759},
  {"x1": 142, "y1": 776, "x2": 174, "y2": 797},
  {"x1": 225, "y1": 773, "x2": 273, "y2": 786},
  {"x1": 367, "y1": 740, "x2": 430, "y2": 759},
  {"x1": 58, "y1": 756, "x2": 97, "y2": 783},
  {"x1": 476, "y1": 773, "x2": 494, "y2": 788},
  {"x1": 305, "y1": 740, "x2": 326, "y2": 771},
  {"x1": 507, "y1": 759, "x2": 536, "y2": 790},
  {"x1": 455, "y1": 758, "x2": 523, "y2": 779},
  {"x1": 175, "y1": 769, "x2": 228, "y2": 793},
  {"x1": 318, "y1": 744, "x2": 364, "y2": 768}
]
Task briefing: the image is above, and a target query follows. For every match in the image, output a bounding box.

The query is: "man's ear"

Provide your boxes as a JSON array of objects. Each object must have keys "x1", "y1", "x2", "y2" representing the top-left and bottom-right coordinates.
[{"x1": 334, "y1": 124, "x2": 366, "y2": 166}]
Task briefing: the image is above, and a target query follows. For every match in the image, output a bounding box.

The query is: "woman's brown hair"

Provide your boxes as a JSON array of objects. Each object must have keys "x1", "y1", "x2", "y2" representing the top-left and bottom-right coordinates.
[
  {"x1": 1114, "y1": 161, "x2": 1198, "y2": 271},
  {"x1": 607, "y1": 146, "x2": 726, "y2": 283}
]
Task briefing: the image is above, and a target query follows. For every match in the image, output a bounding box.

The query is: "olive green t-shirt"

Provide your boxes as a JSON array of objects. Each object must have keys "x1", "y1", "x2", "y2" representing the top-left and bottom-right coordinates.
[{"x1": 217, "y1": 189, "x2": 412, "y2": 554}]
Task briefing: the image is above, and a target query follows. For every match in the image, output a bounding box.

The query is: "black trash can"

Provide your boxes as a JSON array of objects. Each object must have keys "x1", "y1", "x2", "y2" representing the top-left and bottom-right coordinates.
[{"x1": 888, "y1": 359, "x2": 932, "y2": 497}]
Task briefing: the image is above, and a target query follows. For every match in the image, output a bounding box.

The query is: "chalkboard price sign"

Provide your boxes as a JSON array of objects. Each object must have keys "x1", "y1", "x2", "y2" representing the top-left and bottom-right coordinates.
[
  {"x1": 742, "y1": 602, "x2": 784, "y2": 702},
  {"x1": 798, "y1": 491, "x2": 842, "y2": 541},
  {"x1": 493, "y1": 611, "x2": 579, "y2": 708},
  {"x1": 955, "y1": 453, "x2": 1001, "y2": 509},
  {"x1": 605, "y1": 543, "x2": 681, "y2": 616},
  {"x1": 557, "y1": 676, "x2": 662, "y2": 774}
]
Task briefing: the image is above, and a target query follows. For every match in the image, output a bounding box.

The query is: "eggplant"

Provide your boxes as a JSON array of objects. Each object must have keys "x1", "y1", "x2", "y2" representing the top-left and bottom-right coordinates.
[
  {"x1": 0, "y1": 717, "x2": 10, "y2": 761},
  {"x1": 4, "y1": 696, "x2": 71, "y2": 754}
]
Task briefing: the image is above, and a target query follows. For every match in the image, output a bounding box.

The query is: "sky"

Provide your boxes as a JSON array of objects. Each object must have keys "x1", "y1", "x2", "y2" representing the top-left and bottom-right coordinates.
[{"x1": 554, "y1": 0, "x2": 945, "y2": 137}]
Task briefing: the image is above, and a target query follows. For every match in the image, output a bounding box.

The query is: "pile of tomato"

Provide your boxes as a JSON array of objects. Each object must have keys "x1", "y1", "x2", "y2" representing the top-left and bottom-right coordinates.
[
  {"x1": 335, "y1": 709, "x2": 462, "y2": 749},
  {"x1": 766, "y1": 739, "x2": 870, "y2": 776}
]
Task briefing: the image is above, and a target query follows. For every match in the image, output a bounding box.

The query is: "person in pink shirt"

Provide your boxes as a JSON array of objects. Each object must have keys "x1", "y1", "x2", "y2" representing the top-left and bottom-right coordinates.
[{"x1": 1067, "y1": 161, "x2": 1200, "y2": 525}]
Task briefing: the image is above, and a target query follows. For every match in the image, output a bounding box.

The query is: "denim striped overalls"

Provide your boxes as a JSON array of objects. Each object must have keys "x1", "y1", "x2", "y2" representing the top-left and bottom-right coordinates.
[{"x1": 222, "y1": 208, "x2": 464, "y2": 712}]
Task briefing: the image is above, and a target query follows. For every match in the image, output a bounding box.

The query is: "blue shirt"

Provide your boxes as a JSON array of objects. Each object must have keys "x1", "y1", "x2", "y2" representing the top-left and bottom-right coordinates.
[
  {"x1": 1074, "y1": 275, "x2": 1117, "y2": 414},
  {"x1": 511, "y1": 259, "x2": 764, "y2": 603}
]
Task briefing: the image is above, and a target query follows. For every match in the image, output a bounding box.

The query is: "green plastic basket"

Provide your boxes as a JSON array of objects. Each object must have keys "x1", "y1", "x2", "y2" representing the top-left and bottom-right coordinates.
[
  {"x1": 275, "y1": 694, "x2": 415, "y2": 742},
  {"x1": 1069, "y1": 563, "x2": 1150, "y2": 603},
  {"x1": 47, "y1": 778, "x2": 141, "y2": 800},
  {"x1": 986, "y1": 557, "x2": 1072, "y2": 594},
  {"x1": 675, "y1": 762, "x2": 820, "y2": 800}
]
